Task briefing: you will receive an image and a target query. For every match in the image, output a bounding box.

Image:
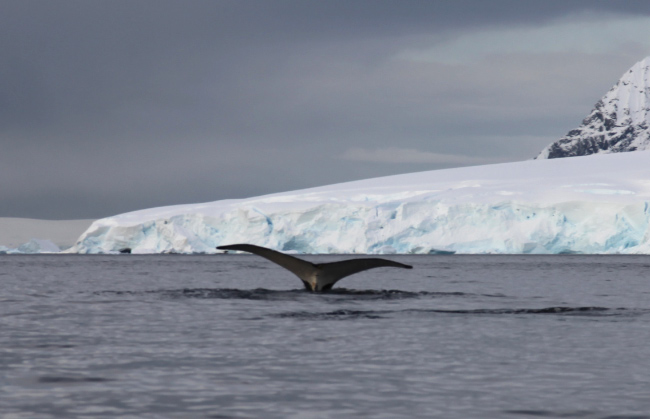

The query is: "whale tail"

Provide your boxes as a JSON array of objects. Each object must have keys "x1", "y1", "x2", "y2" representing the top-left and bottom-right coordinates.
[{"x1": 217, "y1": 244, "x2": 412, "y2": 292}]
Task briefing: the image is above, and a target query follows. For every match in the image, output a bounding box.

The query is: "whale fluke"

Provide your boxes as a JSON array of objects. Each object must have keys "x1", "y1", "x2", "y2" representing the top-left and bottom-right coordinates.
[{"x1": 217, "y1": 244, "x2": 412, "y2": 292}]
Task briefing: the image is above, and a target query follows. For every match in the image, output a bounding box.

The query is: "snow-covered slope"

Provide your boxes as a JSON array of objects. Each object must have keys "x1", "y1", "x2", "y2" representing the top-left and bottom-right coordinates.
[
  {"x1": 71, "y1": 151, "x2": 650, "y2": 254},
  {"x1": 537, "y1": 57, "x2": 650, "y2": 159}
]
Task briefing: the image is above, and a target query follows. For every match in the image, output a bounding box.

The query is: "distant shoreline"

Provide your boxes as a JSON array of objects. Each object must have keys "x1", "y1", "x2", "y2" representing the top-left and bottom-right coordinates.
[{"x1": 0, "y1": 218, "x2": 95, "y2": 249}]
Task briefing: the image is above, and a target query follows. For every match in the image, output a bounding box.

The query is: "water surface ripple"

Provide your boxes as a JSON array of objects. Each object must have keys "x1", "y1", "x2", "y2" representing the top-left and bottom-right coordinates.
[{"x1": 2, "y1": 254, "x2": 650, "y2": 418}]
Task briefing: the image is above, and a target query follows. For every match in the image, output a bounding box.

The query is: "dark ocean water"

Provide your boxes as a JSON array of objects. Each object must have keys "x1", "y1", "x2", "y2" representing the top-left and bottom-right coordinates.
[{"x1": 2, "y1": 254, "x2": 650, "y2": 418}]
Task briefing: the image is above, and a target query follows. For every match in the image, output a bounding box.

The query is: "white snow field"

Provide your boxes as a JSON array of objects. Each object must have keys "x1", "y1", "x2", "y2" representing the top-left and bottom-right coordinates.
[{"x1": 70, "y1": 150, "x2": 650, "y2": 254}]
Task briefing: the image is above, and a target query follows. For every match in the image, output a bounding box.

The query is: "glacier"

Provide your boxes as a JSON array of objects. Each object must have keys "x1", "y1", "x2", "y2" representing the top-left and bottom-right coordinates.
[
  {"x1": 1, "y1": 239, "x2": 61, "y2": 254},
  {"x1": 70, "y1": 150, "x2": 650, "y2": 255},
  {"x1": 0, "y1": 218, "x2": 92, "y2": 254}
]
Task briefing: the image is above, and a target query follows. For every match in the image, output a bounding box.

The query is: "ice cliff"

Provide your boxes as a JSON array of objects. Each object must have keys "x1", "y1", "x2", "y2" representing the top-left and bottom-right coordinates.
[
  {"x1": 70, "y1": 150, "x2": 650, "y2": 254},
  {"x1": 537, "y1": 57, "x2": 650, "y2": 159}
]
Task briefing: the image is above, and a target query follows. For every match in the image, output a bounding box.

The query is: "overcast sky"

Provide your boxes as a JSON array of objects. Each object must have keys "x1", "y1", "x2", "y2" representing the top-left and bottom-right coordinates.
[{"x1": 2, "y1": 1, "x2": 650, "y2": 219}]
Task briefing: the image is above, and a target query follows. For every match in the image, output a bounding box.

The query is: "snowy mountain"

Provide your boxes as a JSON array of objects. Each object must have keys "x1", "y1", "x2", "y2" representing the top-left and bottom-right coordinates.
[
  {"x1": 536, "y1": 57, "x2": 650, "y2": 159},
  {"x1": 70, "y1": 150, "x2": 650, "y2": 255}
]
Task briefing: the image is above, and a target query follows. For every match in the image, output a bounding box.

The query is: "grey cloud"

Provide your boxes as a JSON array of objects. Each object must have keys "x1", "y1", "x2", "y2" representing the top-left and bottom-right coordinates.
[
  {"x1": 1, "y1": 1, "x2": 650, "y2": 219},
  {"x1": 340, "y1": 147, "x2": 503, "y2": 165}
]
